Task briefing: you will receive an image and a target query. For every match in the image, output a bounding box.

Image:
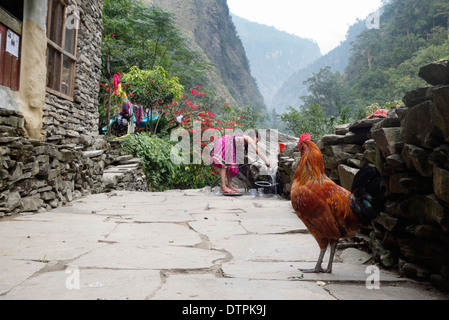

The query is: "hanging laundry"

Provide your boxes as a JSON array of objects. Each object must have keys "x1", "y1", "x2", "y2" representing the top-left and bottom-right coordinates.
[
  {"x1": 134, "y1": 105, "x2": 144, "y2": 126},
  {"x1": 113, "y1": 74, "x2": 121, "y2": 96},
  {"x1": 120, "y1": 96, "x2": 132, "y2": 121}
]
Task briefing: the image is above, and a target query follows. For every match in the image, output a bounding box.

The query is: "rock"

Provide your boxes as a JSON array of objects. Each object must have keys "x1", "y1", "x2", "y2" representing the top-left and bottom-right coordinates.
[
  {"x1": 405, "y1": 224, "x2": 441, "y2": 240},
  {"x1": 434, "y1": 166, "x2": 449, "y2": 204},
  {"x1": 335, "y1": 124, "x2": 349, "y2": 135},
  {"x1": 397, "y1": 238, "x2": 447, "y2": 273},
  {"x1": 418, "y1": 60, "x2": 449, "y2": 86},
  {"x1": 372, "y1": 117, "x2": 401, "y2": 131},
  {"x1": 337, "y1": 164, "x2": 359, "y2": 191},
  {"x1": 400, "y1": 100, "x2": 442, "y2": 149},
  {"x1": 427, "y1": 85, "x2": 449, "y2": 143},
  {"x1": 388, "y1": 172, "x2": 411, "y2": 195},
  {"x1": 369, "y1": 232, "x2": 397, "y2": 268},
  {"x1": 40, "y1": 191, "x2": 56, "y2": 201},
  {"x1": 361, "y1": 149, "x2": 376, "y2": 167},
  {"x1": 321, "y1": 134, "x2": 342, "y2": 145},
  {"x1": 363, "y1": 139, "x2": 376, "y2": 150},
  {"x1": 402, "y1": 87, "x2": 431, "y2": 108},
  {"x1": 402, "y1": 144, "x2": 433, "y2": 177},
  {"x1": 399, "y1": 261, "x2": 432, "y2": 281},
  {"x1": 397, "y1": 195, "x2": 430, "y2": 224},
  {"x1": 5, "y1": 191, "x2": 21, "y2": 211},
  {"x1": 349, "y1": 118, "x2": 383, "y2": 131},
  {"x1": 321, "y1": 132, "x2": 367, "y2": 146},
  {"x1": 324, "y1": 146, "x2": 353, "y2": 168},
  {"x1": 376, "y1": 212, "x2": 403, "y2": 233},
  {"x1": 347, "y1": 158, "x2": 362, "y2": 169},
  {"x1": 9, "y1": 163, "x2": 24, "y2": 181},
  {"x1": 372, "y1": 127, "x2": 403, "y2": 158},
  {"x1": 425, "y1": 195, "x2": 449, "y2": 233},
  {"x1": 83, "y1": 150, "x2": 104, "y2": 158},
  {"x1": 399, "y1": 176, "x2": 433, "y2": 195},
  {"x1": 113, "y1": 155, "x2": 133, "y2": 164},
  {"x1": 19, "y1": 195, "x2": 43, "y2": 212},
  {"x1": 385, "y1": 154, "x2": 406, "y2": 169},
  {"x1": 429, "y1": 144, "x2": 449, "y2": 170},
  {"x1": 430, "y1": 274, "x2": 449, "y2": 293}
]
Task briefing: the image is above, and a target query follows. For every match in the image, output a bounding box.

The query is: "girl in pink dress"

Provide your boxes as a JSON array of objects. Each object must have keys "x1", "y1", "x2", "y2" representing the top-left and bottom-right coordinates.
[{"x1": 212, "y1": 131, "x2": 270, "y2": 194}]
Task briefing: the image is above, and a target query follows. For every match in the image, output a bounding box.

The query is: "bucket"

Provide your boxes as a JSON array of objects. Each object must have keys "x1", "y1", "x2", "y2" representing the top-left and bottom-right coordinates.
[
  {"x1": 279, "y1": 143, "x2": 286, "y2": 154},
  {"x1": 254, "y1": 181, "x2": 277, "y2": 197}
]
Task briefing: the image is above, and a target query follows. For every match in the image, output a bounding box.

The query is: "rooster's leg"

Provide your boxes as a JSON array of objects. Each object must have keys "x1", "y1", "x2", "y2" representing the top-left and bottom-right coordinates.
[
  {"x1": 301, "y1": 248, "x2": 326, "y2": 273},
  {"x1": 324, "y1": 242, "x2": 337, "y2": 273}
]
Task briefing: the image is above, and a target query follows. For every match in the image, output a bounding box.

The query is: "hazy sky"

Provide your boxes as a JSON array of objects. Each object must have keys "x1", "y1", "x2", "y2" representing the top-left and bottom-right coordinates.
[{"x1": 227, "y1": 0, "x2": 383, "y2": 54}]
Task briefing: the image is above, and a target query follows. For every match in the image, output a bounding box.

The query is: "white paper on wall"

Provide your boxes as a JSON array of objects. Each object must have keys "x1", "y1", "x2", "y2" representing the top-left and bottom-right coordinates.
[{"x1": 6, "y1": 30, "x2": 20, "y2": 58}]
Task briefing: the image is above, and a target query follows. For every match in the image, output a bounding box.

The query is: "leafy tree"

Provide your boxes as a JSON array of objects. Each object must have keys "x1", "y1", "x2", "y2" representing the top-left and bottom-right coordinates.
[
  {"x1": 301, "y1": 67, "x2": 349, "y2": 116},
  {"x1": 102, "y1": 0, "x2": 210, "y2": 90},
  {"x1": 122, "y1": 66, "x2": 184, "y2": 133},
  {"x1": 345, "y1": 0, "x2": 449, "y2": 112},
  {"x1": 281, "y1": 104, "x2": 334, "y2": 138}
]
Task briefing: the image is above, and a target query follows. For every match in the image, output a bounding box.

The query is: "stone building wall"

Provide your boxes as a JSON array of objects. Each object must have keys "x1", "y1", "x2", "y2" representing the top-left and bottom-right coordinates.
[
  {"x1": 43, "y1": 0, "x2": 104, "y2": 149},
  {"x1": 0, "y1": 109, "x2": 148, "y2": 217},
  {"x1": 0, "y1": 109, "x2": 106, "y2": 216}
]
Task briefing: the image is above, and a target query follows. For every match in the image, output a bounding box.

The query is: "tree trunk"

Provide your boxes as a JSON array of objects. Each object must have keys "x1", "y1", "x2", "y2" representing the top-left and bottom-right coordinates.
[
  {"x1": 367, "y1": 51, "x2": 373, "y2": 73},
  {"x1": 106, "y1": 56, "x2": 112, "y2": 136}
]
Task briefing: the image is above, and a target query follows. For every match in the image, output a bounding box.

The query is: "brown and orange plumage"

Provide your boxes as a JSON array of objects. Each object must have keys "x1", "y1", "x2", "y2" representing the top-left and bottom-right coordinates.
[{"x1": 291, "y1": 133, "x2": 385, "y2": 273}]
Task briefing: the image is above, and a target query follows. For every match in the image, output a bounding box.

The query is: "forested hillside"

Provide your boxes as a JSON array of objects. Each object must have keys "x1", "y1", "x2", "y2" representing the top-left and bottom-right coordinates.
[
  {"x1": 144, "y1": 0, "x2": 266, "y2": 110},
  {"x1": 271, "y1": 20, "x2": 366, "y2": 113},
  {"x1": 345, "y1": 0, "x2": 449, "y2": 110},
  {"x1": 279, "y1": 0, "x2": 449, "y2": 137},
  {"x1": 231, "y1": 14, "x2": 321, "y2": 107},
  {"x1": 99, "y1": 0, "x2": 267, "y2": 190}
]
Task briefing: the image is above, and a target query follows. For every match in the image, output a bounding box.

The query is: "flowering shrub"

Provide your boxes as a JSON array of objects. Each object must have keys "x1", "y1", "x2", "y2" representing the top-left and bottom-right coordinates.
[
  {"x1": 116, "y1": 85, "x2": 252, "y2": 190},
  {"x1": 120, "y1": 133, "x2": 219, "y2": 191}
]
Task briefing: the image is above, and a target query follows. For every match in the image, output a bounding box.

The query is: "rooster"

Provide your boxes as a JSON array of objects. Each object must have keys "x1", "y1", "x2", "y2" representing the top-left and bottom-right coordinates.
[{"x1": 291, "y1": 133, "x2": 386, "y2": 273}]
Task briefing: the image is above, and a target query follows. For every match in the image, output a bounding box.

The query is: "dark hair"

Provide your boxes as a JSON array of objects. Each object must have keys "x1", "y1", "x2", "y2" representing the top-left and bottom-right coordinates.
[{"x1": 248, "y1": 129, "x2": 259, "y2": 139}]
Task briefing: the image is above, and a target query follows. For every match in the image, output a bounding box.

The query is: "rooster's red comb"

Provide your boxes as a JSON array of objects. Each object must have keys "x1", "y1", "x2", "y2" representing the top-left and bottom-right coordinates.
[{"x1": 298, "y1": 132, "x2": 312, "y2": 146}]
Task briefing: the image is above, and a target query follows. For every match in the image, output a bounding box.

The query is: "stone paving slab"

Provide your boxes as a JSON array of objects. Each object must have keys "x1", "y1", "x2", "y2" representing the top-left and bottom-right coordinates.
[
  {"x1": 151, "y1": 274, "x2": 334, "y2": 300},
  {"x1": 1, "y1": 190, "x2": 448, "y2": 300},
  {"x1": 2, "y1": 268, "x2": 162, "y2": 300},
  {"x1": 221, "y1": 261, "x2": 405, "y2": 282}
]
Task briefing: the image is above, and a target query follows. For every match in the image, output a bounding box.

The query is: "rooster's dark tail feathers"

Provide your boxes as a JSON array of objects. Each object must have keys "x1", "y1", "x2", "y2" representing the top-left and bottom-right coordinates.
[{"x1": 350, "y1": 167, "x2": 386, "y2": 226}]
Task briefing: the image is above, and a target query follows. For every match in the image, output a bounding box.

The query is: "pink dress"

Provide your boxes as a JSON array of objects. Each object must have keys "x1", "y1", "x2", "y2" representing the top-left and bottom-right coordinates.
[{"x1": 212, "y1": 134, "x2": 245, "y2": 176}]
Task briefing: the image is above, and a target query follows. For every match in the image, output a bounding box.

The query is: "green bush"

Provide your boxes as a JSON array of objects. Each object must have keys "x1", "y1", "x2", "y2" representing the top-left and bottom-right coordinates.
[{"x1": 120, "y1": 133, "x2": 218, "y2": 191}]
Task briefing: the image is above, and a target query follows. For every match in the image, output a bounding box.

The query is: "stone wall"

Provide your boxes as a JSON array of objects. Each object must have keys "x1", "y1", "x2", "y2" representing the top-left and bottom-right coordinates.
[
  {"x1": 0, "y1": 110, "x2": 148, "y2": 217},
  {"x1": 0, "y1": 0, "x2": 150, "y2": 217},
  {"x1": 103, "y1": 140, "x2": 148, "y2": 192},
  {"x1": 0, "y1": 110, "x2": 106, "y2": 216},
  {"x1": 43, "y1": 0, "x2": 103, "y2": 149},
  {"x1": 277, "y1": 59, "x2": 449, "y2": 292}
]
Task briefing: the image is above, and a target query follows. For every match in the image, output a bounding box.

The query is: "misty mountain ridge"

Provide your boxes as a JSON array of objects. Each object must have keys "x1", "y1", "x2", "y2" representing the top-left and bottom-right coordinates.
[
  {"x1": 231, "y1": 14, "x2": 322, "y2": 107},
  {"x1": 144, "y1": 0, "x2": 266, "y2": 110},
  {"x1": 270, "y1": 19, "x2": 367, "y2": 113}
]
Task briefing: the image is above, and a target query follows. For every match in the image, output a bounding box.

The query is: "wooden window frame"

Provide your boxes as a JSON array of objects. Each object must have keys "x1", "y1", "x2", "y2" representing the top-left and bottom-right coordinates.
[
  {"x1": 46, "y1": 0, "x2": 78, "y2": 101},
  {"x1": 0, "y1": 5, "x2": 22, "y2": 91}
]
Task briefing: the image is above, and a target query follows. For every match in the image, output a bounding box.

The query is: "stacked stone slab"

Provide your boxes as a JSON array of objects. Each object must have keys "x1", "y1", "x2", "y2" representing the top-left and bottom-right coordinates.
[
  {"x1": 276, "y1": 60, "x2": 449, "y2": 291},
  {"x1": 103, "y1": 140, "x2": 148, "y2": 192},
  {"x1": 0, "y1": 111, "x2": 148, "y2": 217},
  {"x1": 43, "y1": 0, "x2": 103, "y2": 149},
  {"x1": 0, "y1": 110, "x2": 105, "y2": 216}
]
